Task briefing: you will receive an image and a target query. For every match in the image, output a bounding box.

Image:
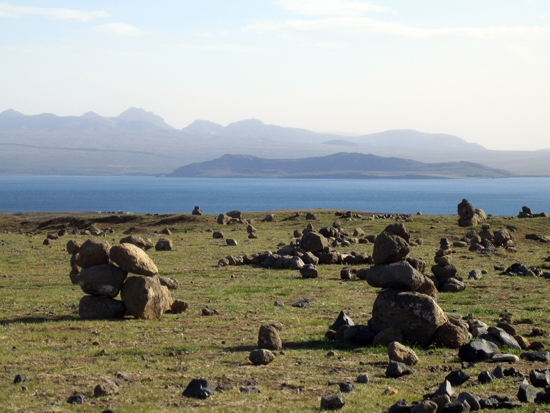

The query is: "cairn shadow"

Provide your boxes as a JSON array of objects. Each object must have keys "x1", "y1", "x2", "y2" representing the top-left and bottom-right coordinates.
[{"x1": 0, "y1": 315, "x2": 126, "y2": 325}]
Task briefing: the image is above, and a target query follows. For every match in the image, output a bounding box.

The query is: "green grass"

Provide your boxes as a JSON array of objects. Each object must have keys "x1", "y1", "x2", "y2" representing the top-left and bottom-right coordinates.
[{"x1": 0, "y1": 211, "x2": 549, "y2": 412}]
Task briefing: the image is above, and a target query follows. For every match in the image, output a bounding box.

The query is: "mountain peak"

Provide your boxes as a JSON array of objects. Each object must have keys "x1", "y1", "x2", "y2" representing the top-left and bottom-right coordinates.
[
  {"x1": 0, "y1": 109, "x2": 26, "y2": 119},
  {"x1": 81, "y1": 111, "x2": 100, "y2": 119},
  {"x1": 117, "y1": 107, "x2": 174, "y2": 130}
]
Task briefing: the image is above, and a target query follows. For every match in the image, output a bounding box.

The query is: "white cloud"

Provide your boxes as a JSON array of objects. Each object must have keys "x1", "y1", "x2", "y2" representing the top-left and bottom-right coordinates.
[
  {"x1": 165, "y1": 43, "x2": 260, "y2": 52},
  {"x1": 276, "y1": 0, "x2": 387, "y2": 16},
  {"x1": 0, "y1": 2, "x2": 109, "y2": 21},
  {"x1": 244, "y1": 16, "x2": 550, "y2": 40},
  {"x1": 92, "y1": 23, "x2": 147, "y2": 37}
]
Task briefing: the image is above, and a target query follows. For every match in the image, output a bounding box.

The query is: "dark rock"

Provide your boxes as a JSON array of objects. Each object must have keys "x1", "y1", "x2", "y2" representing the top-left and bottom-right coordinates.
[
  {"x1": 356, "y1": 374, "x2": 369, "y2": 384},
  {"x1": 456, "y1": 392, "x2": 480, "y2": 411},
  {"x1": 192, "y1": 206, "x2": 202, "y2": 215},
  {"x1": 329, "y1": 311, "x2": 354, "y2": 331},
  {"x1": 411, "y1": 400, "x2": 438, "y2": 413},
  {"x1": 372, "y1": 327, "x2": 403, "y2": 347},
  {"x1": 13, "y1": 374, "x2": 28, "y2": 384},
  {"x1": 386, "y1": 360, "x2": 413, "y2": 378},
  {"x1": 389, "y1": 399, "x2": 413, "y2": 413},
  {"x1": 492, "y1": 365, "x2": 504, "y2": 379},
  {"x1": 364, "y1": 261, "x2": 425, "y2": 291},
  {"x1": 155, "y1": 237, "x2": 172, "y2": 251},
  {"x1": 240, "y1": 386, "x2": 261, "y2": 394},
  {"x1": 372, "y1": 231, "x2": 411, "y2": 265},
  {"x1": 488, "y1": 326, "x2": 520, "y2": 349},
  {"x1": 445, "y1": 370, "x2": 470, "y2": 387},
  {"x1": 478, "y1": 371, "x2": 496, "y2": 384},
  {"x1": 517, "y1": 382, "x2": 539, "y2": 403},
  {"x1": 94, "y1": 380, "x2": 120, "y2": 397},
  {"x1": 182, "y1": 379, "x2": 216, "y2": 399},
  {"x1": 300, "y1": 264, "x2": 318, "y2": 278},
  {"x1": 529, "y1": 369, "x2": 550, "y2": 387},
  {"x1": 339, "y1": 382, "x2": 355, "y2": 393},
  {"x1": 67, "y1": 395, "x2": 85, "y2": 404},
  {"x1": 458, "y1": 339, "x2": 499, "y2": 362},
  {"x1": 434, "y1": 322, "x2": 469, "y2": 349},
  {"x1": 291, "y1": 299, "x2": 309, "y2": 308},
  {"x1": 212, "y1": 231, "x2": 224, "y2": 239},
  {"x1": 369, "y1": 289, "x2": 448, "y2": 345},
  {"x1": 431, "y1": 380, "x2": 455, "y2": 398},
  {"x1": 503, "y1": 367, "x2": 523, "y2": 377},
  {"x1": 79, "y1": 264, "x2": 128, "y2": 298},
  {"x1": 440, "y1": 400, "x2": 470, "y2": 413},
  {"x1": 300, "y1": 231, "x2": 329, "y2": 253},
  {"x1": 520, "y1": 350, "x2": 550, "y2": 362},
  {"x1": 78, "y1": 295, "x2": 126, "y2": 319},
  {"x1": 340, "y1": 266, "x2": 357, "y2": 280}
]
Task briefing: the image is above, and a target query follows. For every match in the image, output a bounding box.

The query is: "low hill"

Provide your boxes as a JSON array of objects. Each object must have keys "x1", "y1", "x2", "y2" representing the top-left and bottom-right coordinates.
[{"x1": 168, "y1": 153, "x2": 513, "y2": 179}]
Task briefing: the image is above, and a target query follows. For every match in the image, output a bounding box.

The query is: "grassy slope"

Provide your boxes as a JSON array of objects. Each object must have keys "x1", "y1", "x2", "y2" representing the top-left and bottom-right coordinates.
[{"x1": 0, "y1": 211, "x2": 549, "y2": 412}]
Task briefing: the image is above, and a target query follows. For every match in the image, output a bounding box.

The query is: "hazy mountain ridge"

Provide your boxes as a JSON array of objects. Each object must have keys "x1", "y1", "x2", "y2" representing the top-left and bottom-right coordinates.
[
  {"x1": 0, "y1": 108, "x2": 548, "y2": 176},
  {"x1": 168, "y1": 153, "x2": 513, "y2": 179}
]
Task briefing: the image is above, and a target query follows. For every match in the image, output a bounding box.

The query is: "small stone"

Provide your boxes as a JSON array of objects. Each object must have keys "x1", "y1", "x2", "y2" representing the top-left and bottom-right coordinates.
[
  {"x1": 492, "y1": 353, "x2": 518, "y2": 363},
  {"x1": 94, "y1": 380, "x2": 120, "y2": 397},
  {"x1": 249, "y1": 349, "x2": 275, "y2": 365},
  {"x1": 240, "y1": 386, "x2": 261, "y2": 394},
  {"x1": 431, "y1": 381, "x2": 455, "y2": 399},
  {"x1": 492, "y1": 365, "x2": 504, "y2": 379},
  {"x1": 13, "y1": 374, "x2": 28, "y2": 384},
  {"x1": 67, "y1": 395, "x2": 85, "y2": 404},
  {"x1": 386, "y1": 360, "x2": 413, "y2": 378},
  {"x1": 274, "y1": 300, "x2": 285, "y2": 307},
  {"x1": 339, "y1": 382, "x2": 355, "y2": 393},
  {"x1": 320, "y1": 394, "x2": 346, "y2": 410},
  {"x1": 478, "y1": 371, "x2": 496, "y2": 384},
  {"x1": 389, "y1": 399, "x2": 413, "y2": 413},
  {"x1": 456, "y1": 392, "x2": 480, "y2": 411},
  {"x1": 388, "y1": 341, "x2": 419, "y2": 366},
  {"x1": 411, "y1": 400, "x2": 438, "y2": 413},
  {"x1": 445, "y1": 370, "x2": 470, "y2": 386},
  {"x1": 182, "y1": 379, "x2": 215, "y2": 399},
  {"x1": 356, "y1": 374, "x2": 369, "y2": 384}
]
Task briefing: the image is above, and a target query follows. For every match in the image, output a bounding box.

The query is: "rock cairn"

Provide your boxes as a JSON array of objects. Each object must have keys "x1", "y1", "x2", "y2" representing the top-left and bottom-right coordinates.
[
  {"x1": 457, "y1": 198, "x2": 486, "y2": 227},
  {"x1": 431, "y1": 238, "x2": 466, "y2": 292},
  {"x1": 326, "y1": 224, "x2": 468, "y2": 348},
  {"x1": 463, "y1": 225, "x2": 516, "y2": 253},
  {"x1": 68, "y1": 238, "x2": 186, "y2": 320},
  {"x1": 518, "y1": 205, "x2": 548, "y2": 218},
  {"x1": 191, "y1": 206, "x2": 202, "y2": 215},
  {"x1": 218, "y1": 220, "x2": 373, "y2": 270}
]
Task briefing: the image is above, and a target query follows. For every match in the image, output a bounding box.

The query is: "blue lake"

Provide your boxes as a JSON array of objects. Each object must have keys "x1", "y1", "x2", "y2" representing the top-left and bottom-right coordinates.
[{"x1": 0, "y1": 176, "x2": 549, "y2": 216}]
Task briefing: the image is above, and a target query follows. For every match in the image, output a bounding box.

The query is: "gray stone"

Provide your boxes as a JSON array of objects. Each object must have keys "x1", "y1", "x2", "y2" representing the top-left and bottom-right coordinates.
[
  {"x1": 439, "y1": 278, "x2": 467, "y2": 293},
  {"x1": 372, "y1": 231, "x2": 411, "y2": 265},
  {"x1": 456, "y1": 392, "x2": 480, "y2": 411},
  {"x1": 120, "y1": 235, "x2": 154, "y2": 251},
  {"x1": 492, "y1": 353, "x2": 519, "y2": 363},
  {"x1": 458, "y1": 339, "x2": 499, "y2": 362},
  {"x1": 364, "y1": 261, "x2": 425, "y2": 291},
  {"x1": 411, "y1": 400, "x2": 437, "y2": 413},
  {"x1": 529, "y1": 369, "x2": 550, "y2": 387},
  {"x1": 79, "y1": 263, "x2": 127, "y2": 298},
  {"x1": 78, "y1": 295, "x2": 126, "y2": 319},
  {"x1": 488, "y1": 326, "x2": 521, "y2": 350},
  {"x1": 300, "y1": 231, "x2": 329, "y2": 253},
  {"x1": 517, "y1": 382, "x2": 539, "y2": 403},
  {"x1": 369, "y1": 289, "x2": 448, "y2": 345},
  {"x1": 182, "y1": 379, "x2": 215, "y2": 399},
  {"x1": 155, "y1": 237, "x2": 172, "y2": 251},
  {"x1": 386, "y1": 360, "x2": 413, "y2": 377},
  {"x1": 299, "y1": 264, "x2": 318, "y2": 278},
  {"x1": 249, "y1": 349, "x2": 275, "y2": 365},
  {"x1": 468, "y1": 269, "x2": 482, "y2": 280},
  {"x1": 320, "y1": 394, "x2": 346, "y2": 410}
]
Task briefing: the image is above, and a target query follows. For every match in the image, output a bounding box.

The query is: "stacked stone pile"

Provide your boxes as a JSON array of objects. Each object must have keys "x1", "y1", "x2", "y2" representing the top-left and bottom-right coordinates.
[
  {"x1": 462, "y1": 225, "x2": 516, "y2": 253},
  {"x1": 457, "y1": 198, "x2": 487, "y2": 227},
  {"x1": 68, "y1": 238, "x2": 186, "y2": 320},
  {"x1": 325, "y1": 223, "x2": 469, "y2": 347},
  {"x1": 218, "y1": 221, "x2": 374, "y2": 271},
  {"x1": 518, "y1": 205, "x2": 548, "y2": 218},
  {"x1": 431, "y1": 238, "x2": 467, "y2": 292},
  {"x1": 191, "y1": 206, "x2": 202, "y2": 215},
  {"x1": 217, "y1": 210, "x2": 246, "y2": 225}
]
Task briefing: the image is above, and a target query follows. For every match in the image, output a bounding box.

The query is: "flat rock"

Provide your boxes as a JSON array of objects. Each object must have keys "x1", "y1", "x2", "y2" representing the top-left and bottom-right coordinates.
[
  {"x1": 110, "y1": 243, "x2": 158, "y2": 276},
  {"x1": 492, "y1": 353, "x2": 519, "y2": 363},
  {"x1": 364, "y1": 261, "x2": 424, "y2": 291}
]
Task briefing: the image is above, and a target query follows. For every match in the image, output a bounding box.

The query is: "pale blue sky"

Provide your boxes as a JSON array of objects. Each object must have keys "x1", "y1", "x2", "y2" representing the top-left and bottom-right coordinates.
[{"x1": 1, "y1": 1, "x2": 549, "y2": 150}]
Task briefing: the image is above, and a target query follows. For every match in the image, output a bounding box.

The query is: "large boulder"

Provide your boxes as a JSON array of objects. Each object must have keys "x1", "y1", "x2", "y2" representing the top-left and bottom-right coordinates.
[
  {"x1": 76, "y1": 240, "x2": 111, "y2": 269},
  {"x1": 109, "y1": 243, "x2": 158, "y2": 276},
  {"x1": 364, "y1": 261, "x2": 425, "y2": 291},
  {"x1": 78, "y1": 295, "x2": 127, "y2": 319},
  {"x1": 372, "y1": 231, "x2": 411, "y2": 265},
  {"x1": 79, "y1": 264, "x2": 128, "y2": 298},
  {"x1": 458, "y1": 339, "x2": 499, "y2": 362},
  {"x1": 119, "y1": 235, "x2": 154, "y2": 251},
  {"x1": 120, "y1": 276, "x2": 172, "y2": 320},
  {"x1": 300, "y1": 231, "x2": 329, "y2": 253},
  {"x1": 369, "y1": 289, "x2": 448, "y2": 345}
]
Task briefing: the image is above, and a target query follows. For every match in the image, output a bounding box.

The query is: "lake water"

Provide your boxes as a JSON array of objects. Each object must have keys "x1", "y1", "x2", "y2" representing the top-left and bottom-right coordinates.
[{"x1": 0, "y1": 176, "x2": 549, "y2": 216}]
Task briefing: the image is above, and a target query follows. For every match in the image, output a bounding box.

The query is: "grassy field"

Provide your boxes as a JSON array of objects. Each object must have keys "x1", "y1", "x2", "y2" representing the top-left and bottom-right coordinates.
[{"x1": 0, "y1": 210, "x2": 549, "y2": 412}]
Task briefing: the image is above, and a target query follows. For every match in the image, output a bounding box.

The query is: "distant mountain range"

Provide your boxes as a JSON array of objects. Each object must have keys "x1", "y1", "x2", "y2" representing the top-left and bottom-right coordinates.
[
  {"x1": 0, "y1": 108, "x2": 549, "y2": 177},
  {"x1": 168, "y1": 153, "x2": 513, "y2": 179},
  {"x1": 0, "y1": 107, "x2": 174, "y2": 132}
]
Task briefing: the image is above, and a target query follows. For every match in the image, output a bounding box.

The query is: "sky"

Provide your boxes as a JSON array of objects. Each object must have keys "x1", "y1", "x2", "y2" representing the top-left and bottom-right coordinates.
[{"x1": 1, "y1": 0, "x2": 549, "y2": 151}]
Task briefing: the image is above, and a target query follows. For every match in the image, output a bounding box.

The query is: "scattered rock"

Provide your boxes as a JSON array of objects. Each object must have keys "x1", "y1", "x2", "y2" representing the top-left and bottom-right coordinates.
[
  {"x1": 258, "y1": 324, "x2": 282, "y2": 350},
  {"x1": 249, "y1": 349, "x2": 275, "y2": 365},
  {"x1": 182, "y1": 379, "x2": 216, "y2": 399},
  {"x1": 388, "y1": 341, "x2": 419, "y2": 366},
  {"x1": 320, "y1": 394, "x2": 346, "y2": 410}
]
